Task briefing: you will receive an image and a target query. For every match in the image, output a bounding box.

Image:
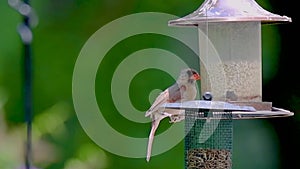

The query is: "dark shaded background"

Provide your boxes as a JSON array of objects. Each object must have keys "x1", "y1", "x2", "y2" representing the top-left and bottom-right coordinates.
[{"x1": 263, "y1": 0, "x2": 299, "y2": 168}]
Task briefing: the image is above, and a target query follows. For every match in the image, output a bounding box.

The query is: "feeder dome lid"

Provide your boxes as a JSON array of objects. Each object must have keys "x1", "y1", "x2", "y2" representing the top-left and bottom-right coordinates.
[{"x1": 168, "y1": 0, "x2": 292, "y2": 26}]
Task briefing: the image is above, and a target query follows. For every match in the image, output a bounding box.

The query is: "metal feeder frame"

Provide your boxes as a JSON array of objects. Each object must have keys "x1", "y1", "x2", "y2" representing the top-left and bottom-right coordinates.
[{"x1": 165, "y1": 0, "x2": 294, "y2": 168}]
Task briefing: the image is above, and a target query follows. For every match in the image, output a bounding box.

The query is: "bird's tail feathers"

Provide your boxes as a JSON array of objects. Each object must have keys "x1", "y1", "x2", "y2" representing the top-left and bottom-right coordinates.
[{"x1": 146, "y1": 120, "x2": 160, "y2": 162}]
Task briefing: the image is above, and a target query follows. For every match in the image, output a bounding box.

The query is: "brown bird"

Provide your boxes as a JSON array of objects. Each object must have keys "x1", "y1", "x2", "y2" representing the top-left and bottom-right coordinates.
[{"x1": 145, "y1": 68, "x2": 200, "y2": 162}]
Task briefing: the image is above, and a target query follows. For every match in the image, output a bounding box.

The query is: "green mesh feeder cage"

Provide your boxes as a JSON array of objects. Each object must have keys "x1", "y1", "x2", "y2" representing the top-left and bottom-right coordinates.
[
  {"x1": 164, "y1": 93, "x2": 293, "y2": 169},
  {"x1": 165, "y1": 0, "x2": 294, "y2": 168},
  {"x1": 185, "y1": 112, "x2": 233, "y2": 168},
  {"x1": 163, "y1": 93, "x2": 254, "y2": 169}
]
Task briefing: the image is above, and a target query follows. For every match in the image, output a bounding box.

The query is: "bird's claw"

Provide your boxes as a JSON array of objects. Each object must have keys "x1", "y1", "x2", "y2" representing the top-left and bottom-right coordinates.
[{"x1": 169, "y1": 115, "x2": 185, "y2": 123}]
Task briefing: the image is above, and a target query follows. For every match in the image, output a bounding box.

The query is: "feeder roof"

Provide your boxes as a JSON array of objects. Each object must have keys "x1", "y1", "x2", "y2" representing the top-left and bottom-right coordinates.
[{"x1": 168, "y1": 0, "x2": 292, "y2": 26}]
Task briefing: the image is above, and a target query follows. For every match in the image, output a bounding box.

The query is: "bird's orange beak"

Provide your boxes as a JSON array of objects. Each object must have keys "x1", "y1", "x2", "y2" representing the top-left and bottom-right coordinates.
[{"x1": 192, "y1": 73, "x2": 200, "y2": 80}]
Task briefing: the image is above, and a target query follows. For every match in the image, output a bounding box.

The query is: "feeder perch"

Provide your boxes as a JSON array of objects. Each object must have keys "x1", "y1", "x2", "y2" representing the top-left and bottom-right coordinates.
[{"x1": 166, "y1": 0, "x2": 294, "y2": 168}]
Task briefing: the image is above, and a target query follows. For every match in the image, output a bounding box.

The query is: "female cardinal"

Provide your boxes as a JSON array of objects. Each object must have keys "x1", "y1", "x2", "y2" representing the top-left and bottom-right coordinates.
[{"x1": 145, "y1": 68, "x2": 200, "y2": 162}]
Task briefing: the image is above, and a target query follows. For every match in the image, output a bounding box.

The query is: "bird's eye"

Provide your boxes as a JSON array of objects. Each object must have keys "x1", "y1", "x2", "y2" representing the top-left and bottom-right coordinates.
[{"x1": 192, "y1": 70, "x2": 197, "y2": 75}]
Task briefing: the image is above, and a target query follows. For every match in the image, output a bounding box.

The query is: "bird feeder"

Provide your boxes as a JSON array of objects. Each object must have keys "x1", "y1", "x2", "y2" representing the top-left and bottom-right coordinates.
[{"x1": 165, "y1": 0, "x2": 294, "y2": 168}]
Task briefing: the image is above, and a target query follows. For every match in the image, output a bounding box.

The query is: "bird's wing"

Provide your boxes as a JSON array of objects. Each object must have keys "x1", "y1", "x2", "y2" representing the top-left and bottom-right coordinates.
[
  {"x1": 168, "y1": 83, "x2": 184, "y2": 102},
  {"x1": 145, "y1": 89, "x2": 169, "y2": 117},
  {"x1": 145, "y1": 83, "x2": 183, "y2": 117}
]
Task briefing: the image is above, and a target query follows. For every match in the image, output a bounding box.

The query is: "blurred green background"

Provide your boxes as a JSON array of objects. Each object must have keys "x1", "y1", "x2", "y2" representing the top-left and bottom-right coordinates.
[{"x1": 0, "y1": 0, "x2": 299, "y2": 169}]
